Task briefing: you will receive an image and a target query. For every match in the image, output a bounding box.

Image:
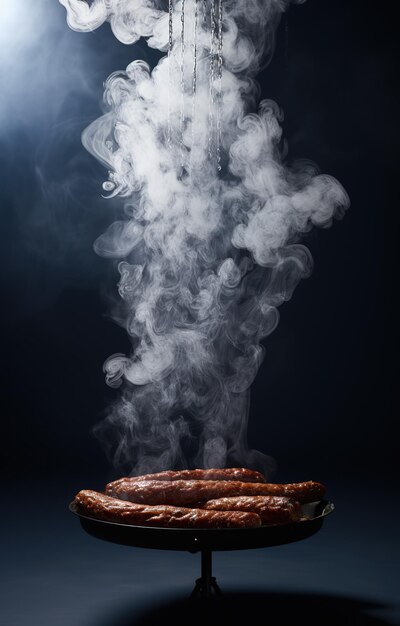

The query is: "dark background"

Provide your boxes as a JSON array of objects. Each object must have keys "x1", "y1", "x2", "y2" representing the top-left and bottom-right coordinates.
[
  {"x1": 0, "y1": 0, "x2": 394, "y2": 482},
  {"x1": 0, "y1": 2, "x2": 397, "y2": 625}
]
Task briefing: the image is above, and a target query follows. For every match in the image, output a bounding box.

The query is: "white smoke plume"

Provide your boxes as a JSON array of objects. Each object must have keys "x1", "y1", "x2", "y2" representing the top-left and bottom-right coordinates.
[{"x1": 60, "y1": 0, "x2": 349, "y2": 475}]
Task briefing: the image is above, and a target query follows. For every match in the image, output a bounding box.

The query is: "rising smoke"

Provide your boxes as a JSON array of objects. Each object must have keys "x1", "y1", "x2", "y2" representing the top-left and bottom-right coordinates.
[{"x1": 60, "y1": 0, "x2": 349, "y2": 476}]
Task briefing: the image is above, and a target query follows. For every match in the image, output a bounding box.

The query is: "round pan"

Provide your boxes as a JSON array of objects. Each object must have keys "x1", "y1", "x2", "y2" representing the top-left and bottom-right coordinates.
[{"x1": 69, "y1": 500, "x2": 334, "y2": 552}]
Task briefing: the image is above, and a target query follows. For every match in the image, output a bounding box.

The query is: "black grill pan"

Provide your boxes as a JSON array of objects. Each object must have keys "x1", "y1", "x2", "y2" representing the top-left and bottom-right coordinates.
[{"x1": 70, "y1": 499, "x2": 334, "y2": 597}]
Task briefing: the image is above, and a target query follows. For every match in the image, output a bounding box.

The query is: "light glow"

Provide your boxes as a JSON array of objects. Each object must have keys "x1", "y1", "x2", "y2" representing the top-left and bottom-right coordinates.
[{"x1": 0, "y1": 0, "x2": 42, "y2": 58}]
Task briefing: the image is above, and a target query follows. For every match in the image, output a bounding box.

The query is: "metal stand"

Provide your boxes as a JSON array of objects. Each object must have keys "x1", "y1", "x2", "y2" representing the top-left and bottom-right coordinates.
[{"x1": 191, "y1": 550, "x2": 222, "y2": 599}]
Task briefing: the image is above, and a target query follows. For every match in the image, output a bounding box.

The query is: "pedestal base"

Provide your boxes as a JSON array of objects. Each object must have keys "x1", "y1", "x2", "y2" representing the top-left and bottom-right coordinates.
[{"x1": 190, "y1": 550, "x2": 222, "y2": 598}]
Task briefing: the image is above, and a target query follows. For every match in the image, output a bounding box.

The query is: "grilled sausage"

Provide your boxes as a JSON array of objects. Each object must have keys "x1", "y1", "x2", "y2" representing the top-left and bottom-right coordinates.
[
  {"x1": 203, "y1": 496, "x2": 302, "y2": 524},
  {"x1": 105, "y1": 479, "x2": 325, "y2": 506},
  {"x1": 74, "y1": 490, "x2": 261, "y2": 528},
  {"x1": 106, "y1": 467, "x2": 266, "y2": 488}
]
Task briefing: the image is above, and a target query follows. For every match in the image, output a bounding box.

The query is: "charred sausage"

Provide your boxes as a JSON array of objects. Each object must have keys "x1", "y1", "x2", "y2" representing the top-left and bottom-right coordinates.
[
  {"x1": 203, "y1": 495, "x2": 302, "y2": 524},
  {"x1": 107, "y1": 467, "x2": 266, "y2": 487},
  {"x1": 74, "y1": 489, "x2": 261, "y2": 528},
  {"x1": 105, "y1": 479, "x2": 325, "y2": 506}
]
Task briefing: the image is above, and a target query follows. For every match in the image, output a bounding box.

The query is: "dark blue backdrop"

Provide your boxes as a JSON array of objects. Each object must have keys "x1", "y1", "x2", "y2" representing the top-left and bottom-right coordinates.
[
  {"x1": 0, "y1": 0, "x2": 392, "y2": 481},
  {"x1": 0, "y1": 3, "x2": 397, "y2": 626}
]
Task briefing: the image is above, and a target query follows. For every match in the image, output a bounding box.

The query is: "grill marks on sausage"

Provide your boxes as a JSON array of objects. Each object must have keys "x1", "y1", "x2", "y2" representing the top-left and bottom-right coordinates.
[
  {"x1": 74, "y1": 490, "x2": 262, "y2": 528},
  {"x1": 203, "y1": 496, "x2": 303, "y2": 524},
  {"x1": 106, "y1": 478, "x2": 325, "y2": 506},
  {"x1": 106, "y1": 467, "x2": 266, "y2": 490}
]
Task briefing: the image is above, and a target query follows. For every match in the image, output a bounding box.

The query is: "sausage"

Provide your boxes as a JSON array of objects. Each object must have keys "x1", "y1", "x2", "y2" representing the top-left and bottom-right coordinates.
[
  {"x1": 105, "y1": 479, "x2": 325, "y2": 506},
  {"x1": 106, "y1": 467, "x2": 266, "y2": 489},
  {"x1": 203, "y1": 496, "x2": 303, "y2": 525},
  {"x1": 74, "y1": 490, "x2": 261, "y2": 528}
]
